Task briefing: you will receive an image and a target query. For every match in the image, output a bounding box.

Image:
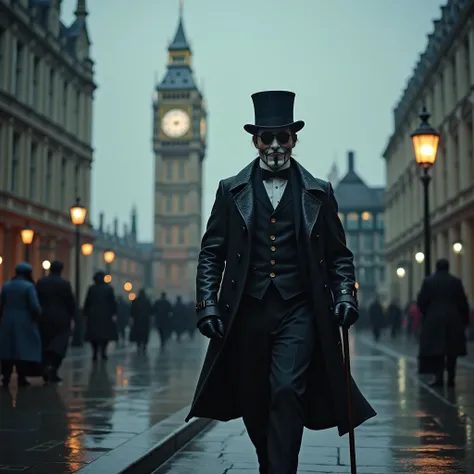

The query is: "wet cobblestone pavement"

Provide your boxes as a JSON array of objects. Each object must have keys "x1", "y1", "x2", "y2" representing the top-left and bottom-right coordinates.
[
  {"x1": 154, "y1": 332, "x2": 474, "y2": 473},
  {"x1": 0, "y1": 334, "x2": 207, "y2": 473}
]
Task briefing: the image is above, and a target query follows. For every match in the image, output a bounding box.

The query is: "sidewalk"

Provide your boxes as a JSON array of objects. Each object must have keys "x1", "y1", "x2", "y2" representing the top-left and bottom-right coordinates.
[
  {"x1": 0, "y1": 334, "x2": 208, "y2": 473},
  {"x1": 153, "y1": 333, "x2": 474, "y2": 473}
]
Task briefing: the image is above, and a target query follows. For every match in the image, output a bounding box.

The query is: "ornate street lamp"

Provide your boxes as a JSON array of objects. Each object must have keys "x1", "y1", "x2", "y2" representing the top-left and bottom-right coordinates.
[
  {"x1": 411, "y1": 107, "x2": 440, "y2": 277},
  {"x1": 20, "y1": 224, "x2": 35, "y2": 262},
  {"x1": 81, "y1": 242, "x2": 94, "y2": 256},
  {"x1": 415, "y1": 252, "x2": 425, "y2": 264},
  {"x1": 70, "y1": 197, "x2": 87, "y2": 347},
  {"x1": 103, "y1": 249, "x2": 115, "y2": 275},
  {"x1": 396, "y1": 267, "x2": 406, "y2": 278},
  {"x1": 452, "y1": 242, "x2": 463, "y2": 254}
]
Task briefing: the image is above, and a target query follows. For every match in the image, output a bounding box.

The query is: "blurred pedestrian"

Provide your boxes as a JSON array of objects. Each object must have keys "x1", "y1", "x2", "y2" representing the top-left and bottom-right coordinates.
[
  {"x1": 407, "y1": 301, "x2": 421, "y2": 338},
  {"x1": 129, "y1": 289, "x2": 152, "y2": 352},
  {"x1": 0, "y1": 262, "x2": 42, "y2": 388},
  {"x1": 116, "y1": 296, "x2": 130, "y2": 346},
  {"x1": 173, "y1": 295, "x2": 187, "y2": 342},
  {"x1": 417, "y1": 258, "x2": 470, "y2": 387},
  {"x1": 84, "y1": 271, "x2": 117, "y2": 361},
  {"x1": 386, "y1": 299, "x2": 402, "y2": 339},
  {"x1": 153, "y1": 292, "x2": 173, "y2": 349},
  {"x1": 36, "y1": 260, "x2": 75, "y2": 383},
  {"x1": 368, "y1": 295, "x2": 384, "y2": 341}
]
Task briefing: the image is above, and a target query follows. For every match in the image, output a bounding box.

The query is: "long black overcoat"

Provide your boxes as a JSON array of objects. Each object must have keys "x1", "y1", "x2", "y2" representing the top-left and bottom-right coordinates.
[
  {"x1": 185, "y1": 158, "x2": 376, "y2": 436},
  {"x1": 417, "y1": 269, "x2": 469, "y2": 368}
]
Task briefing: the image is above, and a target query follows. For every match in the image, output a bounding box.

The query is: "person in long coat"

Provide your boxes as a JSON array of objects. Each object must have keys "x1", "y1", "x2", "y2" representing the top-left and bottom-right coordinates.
[
  {"x1": 36, "y1": 260, "x2": 76, "y2": 383},
  {"x1": 0, "y1": 262, "x2": 42, "y2": 388},
  {"x1": 417, "y1": 258, "x2": 469, "y2": 387},
  {"x1": 185, "y1": 91, "x2": 376, "y2": 474},
  {"x1": 173, "y1": 295, "x2": 187, "y2": 342},
  {"x1": 368, "y1": 296, "x2": 384, "y2": 341},
  {"x1": 129, "y1": 289, "x2": 152, "y2": 352},
  {"x1": 84, "y1": 271, "x2": 117, "y2": 361},
  {"x1": 153, "y1": 292, "x2": 173, "y2": 348}
]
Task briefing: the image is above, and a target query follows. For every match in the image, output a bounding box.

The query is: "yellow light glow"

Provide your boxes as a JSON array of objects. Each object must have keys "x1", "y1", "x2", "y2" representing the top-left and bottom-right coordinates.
[
  {"x1": 42, "y1": 260, "x2": 51, "y2": 270},
  {"x1": 361, "y1": 212, "x2": 372, "y2": 221},
  {"x1": 354, "y1": 282, "x2": 359, "y2": 289},
  {"x1": 70, "y1": 201, "x2": 87, "y2": 225},
  {"x1": 128, "y1": 292, "x2": 136, "y2": 301},
  {"x1": 0, "y1": 256, "x2": 2, "y2": 265},
  {"x1": 20, "y1": 228, "x2": 34, "y2": 245},
  {"x1": 124, "y1": 282, "x2": 132, "y2": 292},
  {"x1": 412, "y1": 134, "x2": 439, "y2": 168},
  {"x1": 104, "y1": 274, "x2": 112, "y2": 283},
  {"x1": 415, "y1": 252, "x2": 425, "y2": 263},
  {"x1": 81, "y1": 243, "x2": 93, "y2": 256},
  {"x1": 453, "y1": 242, "x2": 463, "y2": 254},
  {"x1": 396, "y1": 267, "x2": 406, "y2": 278},
  {"x1": 103, "y1": 250, "x2": 115, "y2": 264}
]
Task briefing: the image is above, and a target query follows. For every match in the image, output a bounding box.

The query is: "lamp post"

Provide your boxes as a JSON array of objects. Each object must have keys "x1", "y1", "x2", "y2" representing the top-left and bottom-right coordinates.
[
  {"x1": 20, "y1": 224, "x2": 35, "y2": 262},
  {"x1": 70, "y1": 197, "x2": 87, "y2": 347},
  {"x1": 103, "y1": 249, "x2": 115, "y2": 276},
  {"x1": 411, "y1": 107, "x2": 440, "y2": 277}
]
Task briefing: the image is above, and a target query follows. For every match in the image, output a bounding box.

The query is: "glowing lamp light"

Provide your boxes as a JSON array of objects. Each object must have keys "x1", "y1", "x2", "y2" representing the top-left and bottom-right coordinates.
[
  {"x1": 21, "y1": 227, "x2": 34, "y2": 245},
  {"x1": 453, "y1": 242, "x2": 463, "y2": 254},
  {"x1": 104, "y1": 274, "x2": 112, "y2": 283},
  {"x1": 70, "y1": 198, "x2": 87, "y2": 226},
  {"x1": 415, "y1": 252, "x2": 425, "y2": 263},
  {"x1": 411, "y1": 108, "x2": 440, "y2": 168},
  {"x1": 124, "y1": 282, "x2": 132, "y2": 292},
  {"x1": 81, "y1": 243, "x2": 93, "y2": 256},
  {"x1": 42, "y1": 260, "x2": 51, "y2": 270},
  {"x1": 396, "y1": 267, "x2": 406, "y2": 278},
  {"x1": 0, "y1": 256, "x2": 2, "y2": 265},
  {"x1": 128, "y1": 292, "x2": 136, "y2": 301},
  {"x1": 103, "y1": 250, "x2": 115, "y2": 264},
  {"x1": 354, "y1": 282, "x2": 359, "y2": 289}
]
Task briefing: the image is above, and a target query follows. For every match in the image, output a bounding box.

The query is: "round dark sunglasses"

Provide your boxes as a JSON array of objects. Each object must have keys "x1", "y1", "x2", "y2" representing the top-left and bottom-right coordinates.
[{"x1": 259, "y1": 131, "x2": 291, "y2": 146}]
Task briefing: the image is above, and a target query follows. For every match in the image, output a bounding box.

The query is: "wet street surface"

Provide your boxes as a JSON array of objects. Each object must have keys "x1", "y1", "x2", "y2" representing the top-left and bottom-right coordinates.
[
  {"x1": 0, "y1": 334, "x2": 207, "y2": 473},
  {"x1": 154, "y1": 332, "x2": 474, "y2": 473}
]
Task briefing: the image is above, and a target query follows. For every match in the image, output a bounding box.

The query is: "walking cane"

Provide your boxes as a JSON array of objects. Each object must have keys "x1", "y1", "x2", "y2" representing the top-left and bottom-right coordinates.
[{"x1": 342, "y1": 326, "x2": 357, "y2": 474}]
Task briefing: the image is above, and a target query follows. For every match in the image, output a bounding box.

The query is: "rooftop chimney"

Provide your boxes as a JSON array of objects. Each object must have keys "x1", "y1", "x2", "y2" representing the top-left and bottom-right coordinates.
[
  {"x1": 123, "y1": 223, "x2": 128, "y2": 239},
  {"x1": 99, "y1": 212, "x2": 104, "y2": 232},
  {"x1": 348, "y1": 151, "x2": 355, "y2": 172}
]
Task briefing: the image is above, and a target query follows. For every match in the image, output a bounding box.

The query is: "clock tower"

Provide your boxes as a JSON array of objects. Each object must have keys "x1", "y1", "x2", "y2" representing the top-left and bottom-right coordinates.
[{"x1": 152, "y1": 7, "x2": 207, "y2": 302}]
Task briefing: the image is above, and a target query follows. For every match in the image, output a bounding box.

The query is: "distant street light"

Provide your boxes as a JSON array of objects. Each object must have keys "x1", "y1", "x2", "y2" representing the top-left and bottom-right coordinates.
[
  {"x1": 81, "y1": 242, "x2": 94, "y2": 256},
  {"x1": 452, "y1": 242, "x2": 463, "y2": 254},
  {"x1": 42, "y1": 260, "x2": 51, "y2": 270},
  {"x1": 411, "y1": 107, "x2": 440, "y2": 277},
  {"x1": 128, "y1": 292, "x2": 136, "y2": 301},
  {"x1": 20, "y1": 224, "x2": 35, "y2": 262},
  {"x1": 103, "y1": 249, "x2": 115, "y2": 275},
  {"x1": 415, "y1": 252, "x2": 425, "y2": 264},
  {"x1": 70, "y1": 197, "x2": 87, "y2": 347},
  {"x1": 124, "y1": 282, "x2": 132, "y2": 292},
  {"x1": 396, "y1": 267, "x2": 406, "y2": 278}
]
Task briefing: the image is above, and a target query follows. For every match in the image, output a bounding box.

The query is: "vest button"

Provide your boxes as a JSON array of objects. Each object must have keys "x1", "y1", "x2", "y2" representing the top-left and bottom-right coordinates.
[
  {"x1": 270, "y1": 272, "x2": 276, "y2": 278},
  {"x1": 270, "y1": 235, "x2": 276, "y2": 241},
  {"x1": 270, "y1": 246, "x2": 276, "y2": 252},
  {"x1": 237, "y1": 253, "x2": 242, "y2": 261},
  {"x1": 231, "y1": 279, "x2": 236, "y2": 287},
  {"x1": 242, "y1": 225, "x2": 246, "y2": 232},
  {"x1": 319, "y1": 259, "x2": 324, "y2": 265},
  {"x1": 316, "y1": 234, "x2": 320, "y2": 239},
  {"x1": 225, "y1": 304, "x2": 230, "y2": 312},
  {"x1": 270, "y1": 260, "x2": 276, "y2": 265},
  {"x1": 271, "y1": 217, "x2": 276, "y2": 223}
]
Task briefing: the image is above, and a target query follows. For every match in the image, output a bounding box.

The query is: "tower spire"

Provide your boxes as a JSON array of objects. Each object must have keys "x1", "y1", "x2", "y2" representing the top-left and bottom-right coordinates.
[
  {"x1": 75, "y1": 0, "x2": 88, "y2": 19},
  {"x1": 179, "y1": 0, "x2": 184, "y2": 17},
  {"x1": 168, "y1": 3, "x2": 191, "y2": 53}
]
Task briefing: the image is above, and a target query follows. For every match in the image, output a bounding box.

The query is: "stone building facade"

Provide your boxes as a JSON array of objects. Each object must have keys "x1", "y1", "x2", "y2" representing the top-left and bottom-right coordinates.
[
  {"x1": 383, "y1": 0, "x2": 474, "y2": 304},
  {"x1": 0, "y1": 0, "x2": 94, "y2": 298},
  {"x1": 90, "y1": 209, "x2": 152, "y2": 301},
  {"x1": 151, "y1": 10, "x2": 207, "y2": 302},
  {"x1": 332, "y1": 151, "x2": 386, "y2": 307}
]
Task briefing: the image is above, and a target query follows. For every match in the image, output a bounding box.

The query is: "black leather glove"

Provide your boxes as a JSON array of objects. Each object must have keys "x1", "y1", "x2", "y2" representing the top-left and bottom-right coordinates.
[
  {"x1": 334, "y1": 301, "x2": 359, "y2": 328},
  {"x1": 198, "y1": 316, "x2": 224, "y2": 340}
]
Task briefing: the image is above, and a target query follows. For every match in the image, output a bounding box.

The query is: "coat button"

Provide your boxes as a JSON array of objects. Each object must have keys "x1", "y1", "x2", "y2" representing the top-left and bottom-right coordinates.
[
  {"x1": 237, "y1": 253, "x2": 241, "y2": 261},
  {"x1": 316, "y1": 234, "x2": 320, "y2": 238},
  {"x1": 225, "y1": 304, "x2": 230, "y2": 312},
  {"x1": 242, "y1": 225, "x2": 246, "y2": 232},
  {"x1": 270, "y1": 260, "x2": 276, "y2": 265},
  {"x1": 324, "y1": 284, "x2": 328, "y2": 289},
  {"x1": 270, "y1": 272, "x2": 276, "y2": 278},
  {"x1": 319, "y1": 259, "x2": 324, "y2": 265},
  {"x1": 231, "y1": 279, "x2": 236, "y2": 288},
  {"x1": 270, "y1": 235, "x2": 276, "y2": 241},
  {"x1": 271, "y1": 217, "x2": 276, "y2": 223},
  {"x1": 271, "y1": 246, "x2": 276, "y2": 252}
]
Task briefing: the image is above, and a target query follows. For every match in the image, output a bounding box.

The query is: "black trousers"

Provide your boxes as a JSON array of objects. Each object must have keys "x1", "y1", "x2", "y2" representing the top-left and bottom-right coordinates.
[
  {"x1": 90, "y1": 341, "x2": 108, "y2": 359},
  {"x1": 236, "y1": 284, "x2": 315, "y2": 474}
]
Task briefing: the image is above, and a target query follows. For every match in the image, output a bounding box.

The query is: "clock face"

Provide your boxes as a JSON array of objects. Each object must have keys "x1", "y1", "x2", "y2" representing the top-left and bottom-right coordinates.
[
  {"x1": 161, "y1": 109, "x2": 190, "y2": 138},
  {"x1": 200, "y1": 117, "x2": 207, "y2": 140}
]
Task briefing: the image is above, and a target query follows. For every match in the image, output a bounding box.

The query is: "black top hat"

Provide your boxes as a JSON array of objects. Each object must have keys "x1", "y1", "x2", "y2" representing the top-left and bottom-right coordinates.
[{"x1": 243, "y1": 90, "x2": 305, "y2": 135}]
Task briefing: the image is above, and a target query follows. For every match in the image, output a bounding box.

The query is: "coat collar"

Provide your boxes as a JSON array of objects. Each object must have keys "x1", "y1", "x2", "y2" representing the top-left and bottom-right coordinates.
[{"x1": 229, "y1": 157, "x2": 326, "y2": 194}]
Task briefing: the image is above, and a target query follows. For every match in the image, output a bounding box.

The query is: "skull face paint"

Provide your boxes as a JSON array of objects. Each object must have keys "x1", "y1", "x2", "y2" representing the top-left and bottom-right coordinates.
[{"x1": 254, "y1": 128, "x2": 295, "y2": 170}]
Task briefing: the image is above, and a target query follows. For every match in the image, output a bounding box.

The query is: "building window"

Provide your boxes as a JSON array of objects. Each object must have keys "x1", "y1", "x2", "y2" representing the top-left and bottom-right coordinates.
[
  {"x1": 178, "y1": 195, "x2": 185, "y2": 212},
  {"x1": 166, "y1": 161, "x2": 173, "y2": 180},
  {"x1": 166, "y1": 228, "x2": 172, "y2": 245},
  {"x1": 346, "y1": 212, "x2": 359, "y2": 230},
  {"x1": 11, "y1": 132, "x2": 20, "y2": 192},
  {"x1": 360, "y1": 211, "x2": 373, "y2": 229},
  {"x1": 45, "y1": 151, "x2": 53, "y2": 206},
  {"x1": 379, "y1": 266, "x2": 385, "y2": 283},
  {"x1": 32, "y1": 56, "x2": 40, "y2": 108},
  {"x1": 166, "y1": 195, "x2": 173, "y2": 212},
  {"x1": 347, "y1": 233, "x2": 359, "y2": 252},
  {"x1": 75, "y1": 90, "x2": 81, "y2": 134},
  {"x1": 0, "y1": 27, "x2": 4, "y2": 89},
  {"x1": 178, "y1": 227, "x2": 185, "y2": 244},
  {"x1": 363, "y1": 233, "x2": 374, "y2": 251},
  {"x1": 178, "y1": 161, "x2": 185, "y2": 180},
  {"x1": 29, "y1": 143, "x2": 37, "y2": 199},
  {"x1": 365, "y1": 267, "x2": 375, "y2": 286},
  {"x1": 376, "y1": 213, "x2": 384, "y2": 229},
  {"x1": 74, "y1": 164, "x2": 80, "y2": 196},
  {"x1": 48, "y1": 68, "x2": 55, "y2": 118},
  {"x1": 357, "y1": 267, "x2": 365, "y2": 285},
  {"x1": 171, "y1": 263, "x2": 179, "y2": 283},
  {"x1": 62, "y1": 81, "x2": 68, "y2": 127},
  {"x1": 60, "y1": 158, "x2": 67, "y2": 206},
  {"x1": 13, "y1": 41, "x2": 23, "y2": 98},
  {"x1": 377, "y1": 233, "x2": 384, "y2": 250}
]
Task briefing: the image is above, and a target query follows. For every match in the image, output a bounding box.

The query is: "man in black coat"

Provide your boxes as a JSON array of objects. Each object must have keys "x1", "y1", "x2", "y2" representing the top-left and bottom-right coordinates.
[
  {"x1": 185, "y1": 91, "x2": 376, "y2": 474},
  {"x1": 417, "y1": 258, "x2": 470, "y2": 387},
  {"x1": 36, "y1": 260, "x2": 76, "y2": 383}
]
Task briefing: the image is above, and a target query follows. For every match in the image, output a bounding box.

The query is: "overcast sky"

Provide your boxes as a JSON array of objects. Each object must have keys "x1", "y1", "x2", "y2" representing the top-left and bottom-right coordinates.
[{"x1": 62, "y1": 0, "x2": 443, "y2": 241}]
